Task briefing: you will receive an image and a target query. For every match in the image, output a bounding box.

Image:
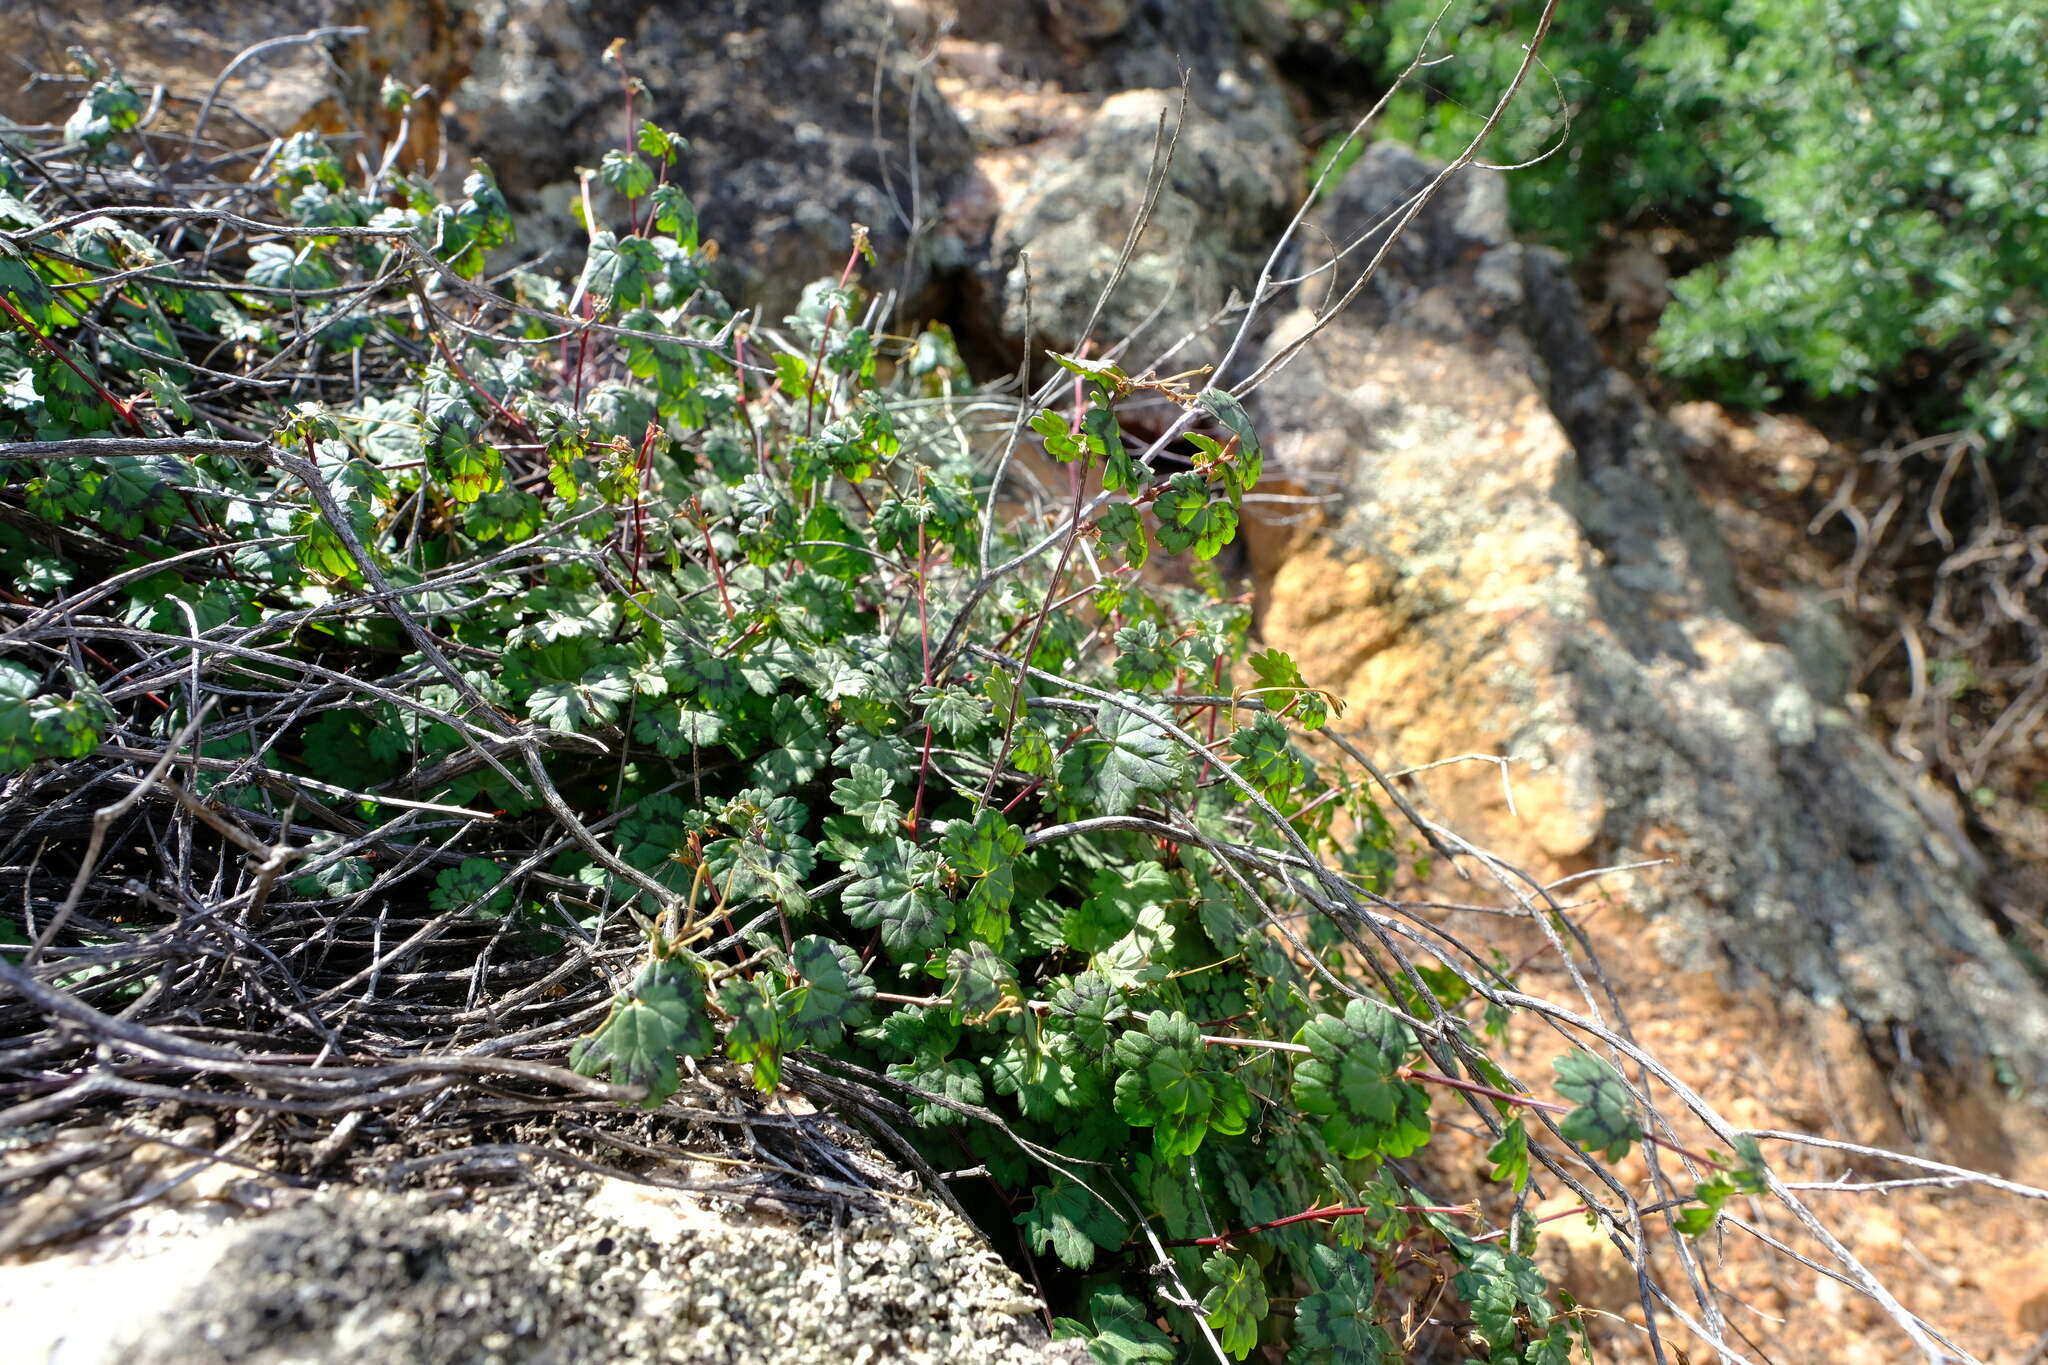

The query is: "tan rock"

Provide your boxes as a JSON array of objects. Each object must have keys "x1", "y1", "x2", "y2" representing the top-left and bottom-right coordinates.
[
  {"x1": 1531, "y1": 1197, "x2": 1638, "y2": 1313},
  {"x1": 1986, "y1": 1251, "x2": 2048, "y2": 1338},
  {"x1": 1245, "y1": 142, "x2": 2048, "y2": 1111}
]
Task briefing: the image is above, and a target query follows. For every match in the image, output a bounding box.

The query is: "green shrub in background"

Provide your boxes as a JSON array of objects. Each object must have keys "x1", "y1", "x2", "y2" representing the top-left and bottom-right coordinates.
[
  {"x1": 1304, "y1": 0, "x2": 2048, "y2": 440},
  {"x1": 1658, "y1": 0, "x2": 2048, "y2": 438},
  {"x1": 1313, "y1": 0, "x2": 1737, "y2": 254}
]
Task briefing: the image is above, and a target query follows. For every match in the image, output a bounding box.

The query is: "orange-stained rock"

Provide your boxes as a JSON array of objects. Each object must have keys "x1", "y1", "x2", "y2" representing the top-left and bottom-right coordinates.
[
  {"x1": 1244, "y1": 142, "x2": 2048, "y2": 1118},
  {"x1": 1986, "y1": 1250, "x2": 2048, "y2": 1338},
  {"x1": 3, "y1": 0, "x2": 472, "y2": 171}
]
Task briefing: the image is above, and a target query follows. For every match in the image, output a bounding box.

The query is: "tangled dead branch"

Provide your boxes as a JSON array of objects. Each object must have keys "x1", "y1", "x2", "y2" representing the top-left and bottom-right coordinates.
[{"x1": 0, "y1": 25, "x2": 2041, "y2": 1365}]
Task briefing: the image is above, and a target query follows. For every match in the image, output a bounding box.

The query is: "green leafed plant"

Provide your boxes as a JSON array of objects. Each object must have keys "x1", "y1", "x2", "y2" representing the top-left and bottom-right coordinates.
[
  {"x1": 569, "y1": 956, "x2": 716, "y2": 1107},
  {"x1": 0, "y1": 56, "x2": 1663, "y2": 1362}
]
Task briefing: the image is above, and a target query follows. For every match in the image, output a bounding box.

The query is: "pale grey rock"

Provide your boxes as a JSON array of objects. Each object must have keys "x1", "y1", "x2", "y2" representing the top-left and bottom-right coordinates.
[
  {"x1": 914, "y1": 0, "x2": 1304, "y2": 372},
  {"x1": 6, "y1": 1173, "x2": 1083, "y2": 1365},
  {"x1": 975, "y1": 81, "x2": 1301, "y2": 374}
]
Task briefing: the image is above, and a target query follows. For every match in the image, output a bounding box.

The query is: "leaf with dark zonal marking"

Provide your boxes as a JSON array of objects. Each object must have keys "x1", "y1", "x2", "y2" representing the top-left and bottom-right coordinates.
[
  {"x1": 1054, "y1": 1286, "x2": 1173, "y2": 1364},
  {"x1": 1554, "y1": 1050, "x2": 1644, "y2": 1162},
  {"x1": 569, "y1": 955, "x2": 715, "y2": 1108},
  {"x1": 785, "y1": 934, "x2": 874, "y2": 1047},
  {"x1": 1290, "y1": 1244, "x2": 1391, "y2": 1364},
  {"x1": 1112, "y1": 620, "x2": 1178, "y2": 691},
  {"x1": 945, "y1": 940, "x2": 1020, "y2": 1023},
  {"x1": 844, "y1": 837, "x2": 951, "y2": 960},
  {"x1": 1229, "y1": 713, "x2": 1305, "y2": 799},
  {"x1": 1151, "y1": 470, "x2": 1237, "y2": 560},
  {"x1": 1096, "y1": 502, "x2": 1149, "y2": 571},
  {"x1": 1290, "y1": 999, "x2": 1431, "y2": 1161},
  {"x1": 1112, "y1": 1010, "x2": 1252, "y2": 1159},
  {"x1": 1020, "y1": 1175, "x2": 1128, "y2": 1270},
  {"x1": 635, "y1": 706, "x2": 724, "y2": 757},
  {"x1": 939, "y1": 808, "x2": 1026, "y2": 942},
  {"x1": 0, "y1": 662, "x2": 102, "y2": 772},
  {"x1": 1062, "y1": 699, "x2": 1183, "y2": 816},
  {"x1": 1445, "y1": 1231, "x2": 1554, "y2": 1355},
  {"x1": 1049, "y1": 971, "x2": 1127, "y2": 1060}
]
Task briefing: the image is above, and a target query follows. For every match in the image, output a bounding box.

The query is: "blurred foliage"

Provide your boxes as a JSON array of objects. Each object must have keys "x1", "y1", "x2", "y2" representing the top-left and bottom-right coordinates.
[{"x1": 1301, "y1": 0, "x2": 2048, "y2": 440}]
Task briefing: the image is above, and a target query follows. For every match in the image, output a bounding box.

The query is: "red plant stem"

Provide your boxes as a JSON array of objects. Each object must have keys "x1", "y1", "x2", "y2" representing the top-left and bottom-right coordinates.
[
  {"x1": 1472, "y1": 1201, "x2": 1593, "y2": 1245},
  {"x1": 800, "y1": 237, "x2": 867, "y2": 439},
  {"x1": 1401, "y1": 1065, "x2": 1570, "y2": 1116},
  {"x1": 917, "y1": 499, "x2": 933, "y2": 685},
  {"x1": 989, "y1": 582, "x2": 1087, "y2": 658},
  {"x1": 430, "y1": 330, "x2": 535, "y2": 441},
  {"x1": 627, "y1": 418, "x2": 661, "y2": 591},
  {"x1": 0, "y1": 294, "x2": 141, "y2": 431},
  {"x1": 691, "y1": 497, "x2": 734, "y2": 619},
  {"x1": 571, "y1": 300, "x2": 595, "y2": 409},
  {"x1": 1162, "y1": 1201, "x2": 1479, "y2": 1250},
  {"x1": 68, "y1": 639, "x2": 170, "y2": 712},
  {"x1": 998, "y1": 777, "x2": 1046, "y2": 817},
  {"x1": 908, "y1": 506, "x2": 936, "y2": 835},
  {"x1": 718, "y1": 619, "x2": 769, "y2": 657}
]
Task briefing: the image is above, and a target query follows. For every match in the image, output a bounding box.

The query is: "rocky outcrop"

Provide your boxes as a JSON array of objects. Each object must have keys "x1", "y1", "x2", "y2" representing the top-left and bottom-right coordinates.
[
  {"x1": 8, "y1": 0, "x2": 1305, "y2": 363},
  {"x1": 6, "y1": 1161, "x2": 1079, "y2": 1365},
  {"x1": 3, "y1": 0, "x2": 475, "y2": 171},
  {"x1": 450, "y1": 1, "x2": 976, "y2": 311},
  {"x1": 1244, "y1": 142, "x2": 2048, "y2": 1106},
  {"x1": 929, "y1": 0, "x2": 1304, "y2": 372},
  {"x1": 5, "y1": 1, "x2": 977, "y2": 316}
]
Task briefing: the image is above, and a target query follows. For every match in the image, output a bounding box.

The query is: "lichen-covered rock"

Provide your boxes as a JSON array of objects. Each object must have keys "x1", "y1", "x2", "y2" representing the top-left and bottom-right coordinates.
[
  {"x1": 1246, "y1": 142, "x2": 2048, "y2": 1106},
  {"x1": 6, "y1": 1173, "x2": 1082, "y2": 1365},
  {"x1": 449, "y1": 0, "x2": 976, "y2": 313},
  {"x1": 6, "y1": 1, "x2": 976, "y2": 318},
  {"x1": 936, "y1": 0, "x2": 1303, "y2": 372},
  {"x1": 972, "y1": 81, "x2": 1299, "y2": 375},
  {"x1": 0, "y1": 0, "x2": 473, "y2": 168}
]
